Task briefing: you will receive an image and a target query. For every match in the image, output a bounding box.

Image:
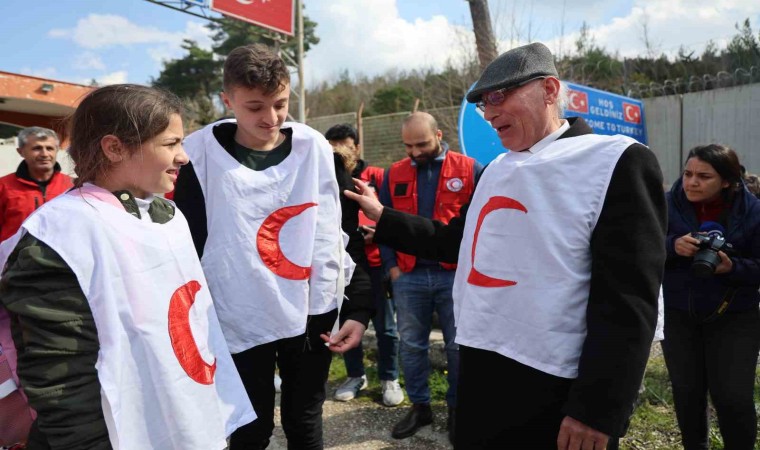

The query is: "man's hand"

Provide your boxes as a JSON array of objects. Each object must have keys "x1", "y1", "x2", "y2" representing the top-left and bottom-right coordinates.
[
  {"x1": 360, "y1": 225, "x2": 375, "y2": 244},
  {"x1": 557, "y1": 416, "x2": 609, "y2": 450},
  {"x1": 344, "y1": 178, "x2": 384, "y2": 222},
  {"x1": 388, "y1": 266, "x2": 402, "y2": 282},
  {"x1": 320, "y1": 319, "x2": 367, "y2": 354}
]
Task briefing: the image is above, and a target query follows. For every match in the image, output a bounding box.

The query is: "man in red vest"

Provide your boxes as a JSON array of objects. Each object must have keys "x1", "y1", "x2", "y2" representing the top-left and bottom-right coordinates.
[
  {"x1": 0, "y1": 127, "x2": 73, "y2": 241},
  {"x1": 377, "y1": 112, "x2": 483, "y2": 444},
  {"x1": 324, "y1": 123, "x2": 403, "y2": 407}
]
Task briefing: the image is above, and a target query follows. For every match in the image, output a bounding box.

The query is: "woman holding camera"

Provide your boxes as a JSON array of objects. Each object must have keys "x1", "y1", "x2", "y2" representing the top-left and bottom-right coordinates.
[{"x1": 662, "y1": 144, "x2": 760, "y2": 450}]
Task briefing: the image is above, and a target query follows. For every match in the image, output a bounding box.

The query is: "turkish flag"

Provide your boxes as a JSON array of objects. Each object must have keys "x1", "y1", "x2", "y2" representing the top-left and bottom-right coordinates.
[
  {"x1": 567, "y1": 90, "x2": 588, "y2": 114},
  {"x1": 211, "y1": 0, "x2": 295, "y2": 35},
  {"x1": 623, "y1": 102, "x2": 642, "y2": 124}
]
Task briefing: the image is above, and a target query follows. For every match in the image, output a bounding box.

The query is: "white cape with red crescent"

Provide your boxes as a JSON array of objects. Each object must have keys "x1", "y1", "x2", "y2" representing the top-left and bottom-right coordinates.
[
  {"x1": 453, "y1": 132, "x2": 636, "y2": 379},
  {"x1": 1, "y1": 186, "x2": 256, "y2": 450},
  {"x1": 183, "y1": 120, "x2": 348, "y2": 352}
]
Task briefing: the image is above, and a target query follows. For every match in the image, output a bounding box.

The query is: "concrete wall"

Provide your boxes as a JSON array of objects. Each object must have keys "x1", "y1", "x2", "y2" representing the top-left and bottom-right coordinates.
[
  {"x1": 642, "y1": 83, "x2": 760, "y2": 184},
  {"x1": 681, "y1": 84, "x2": 760, "y2": 175},
  {"x1": 642, "y1": 96, "x2": 682, "y2": 185},
  {"x1": 0, "y1": 141, "x2": 21, "y2": 176}
]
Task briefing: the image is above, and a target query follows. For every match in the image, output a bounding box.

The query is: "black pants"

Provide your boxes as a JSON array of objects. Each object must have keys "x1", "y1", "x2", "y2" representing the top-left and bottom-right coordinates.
[
  {"x1": 454, "y1": 345, "x2": 619, "y2": 450},
  {"x1": 661, "y1": 307, "x2": 760, "y2": 450},
  {"x1": 229, "y1": 309, "x2": 337, "y2": 450}
]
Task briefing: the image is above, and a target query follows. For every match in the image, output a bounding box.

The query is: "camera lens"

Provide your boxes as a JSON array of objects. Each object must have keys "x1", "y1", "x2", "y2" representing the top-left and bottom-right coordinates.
[{"x1": 691, "y1": 248, "x2": 722, "y2": 278}]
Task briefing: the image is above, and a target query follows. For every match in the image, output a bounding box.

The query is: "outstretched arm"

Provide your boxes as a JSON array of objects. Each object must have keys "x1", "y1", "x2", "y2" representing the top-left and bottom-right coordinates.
[{"x1": 345, "y1": 178, "x2": 468, "y2": 263}]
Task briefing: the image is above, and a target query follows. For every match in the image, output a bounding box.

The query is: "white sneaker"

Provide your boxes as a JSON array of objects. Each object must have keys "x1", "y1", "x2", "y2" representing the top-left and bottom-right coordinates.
[
  {"x1": 334, "y1": 375, "x2": 367, "y2": 401},
  {"x1": 274, "y1": 373, "x2": 282, "y2": 393},
  {"x1": 381, "y1": 379, "x2": 404, "y2": 407}
]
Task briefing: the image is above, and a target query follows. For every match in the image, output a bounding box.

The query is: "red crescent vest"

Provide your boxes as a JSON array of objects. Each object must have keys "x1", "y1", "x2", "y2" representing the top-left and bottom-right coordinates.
[
  {"x1": 388, "y1": 151, "x2": 474, "y2": 272},
  {"x1": 358, "y1": 165, "x2": 385, "y2": 267}
]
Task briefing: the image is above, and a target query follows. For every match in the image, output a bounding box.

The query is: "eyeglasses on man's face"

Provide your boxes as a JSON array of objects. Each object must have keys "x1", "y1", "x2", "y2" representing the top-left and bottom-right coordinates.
[{"x1": 475, "y1": 76, "x2": 547, "y2": 112}]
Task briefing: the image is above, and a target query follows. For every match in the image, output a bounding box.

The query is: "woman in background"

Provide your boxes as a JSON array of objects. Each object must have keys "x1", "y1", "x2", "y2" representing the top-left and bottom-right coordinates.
[{"x1": 662, "y1": 143, "x2": 760, "y2": 450}]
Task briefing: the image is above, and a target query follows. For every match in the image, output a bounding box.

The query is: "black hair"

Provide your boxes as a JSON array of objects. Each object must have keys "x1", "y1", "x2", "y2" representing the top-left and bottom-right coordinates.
[
  {"x1": 324, "y1": 123, "x2": 359, "y2": 146},
  {"x1": 685, "y1": 144, "x2": 743, "y2": 202}
]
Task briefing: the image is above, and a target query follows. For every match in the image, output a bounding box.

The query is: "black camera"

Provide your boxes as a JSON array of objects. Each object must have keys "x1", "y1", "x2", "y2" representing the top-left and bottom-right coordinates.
[{"x1": 690, "y1": 232, "x2": 729, "y2": 278}]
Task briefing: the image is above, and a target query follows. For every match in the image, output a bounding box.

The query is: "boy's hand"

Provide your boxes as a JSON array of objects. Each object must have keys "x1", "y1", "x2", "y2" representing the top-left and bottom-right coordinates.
[
  {"x1": 320, "y1": 319, "x2": 366, "y2": 354},
  {"x1": 360, "y1": 225, "x2": 375, "y2": 244},
  {"x1": 557, "y1": 416, "x2": 609, "y2": 450},
  {"x1": 345, "y1": 178, "x2": 384, "y2": 222}
]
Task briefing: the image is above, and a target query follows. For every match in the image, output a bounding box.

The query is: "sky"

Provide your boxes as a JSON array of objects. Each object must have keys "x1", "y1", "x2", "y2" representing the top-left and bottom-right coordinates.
[{"x1": 1, "y1": 0, "x2": 759, "y2": 89}]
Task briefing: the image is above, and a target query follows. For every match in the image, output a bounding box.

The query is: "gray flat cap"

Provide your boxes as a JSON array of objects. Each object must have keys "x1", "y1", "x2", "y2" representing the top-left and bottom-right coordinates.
[{"x1": 466, "y1": 42, "x2": 558, "y2": 103}]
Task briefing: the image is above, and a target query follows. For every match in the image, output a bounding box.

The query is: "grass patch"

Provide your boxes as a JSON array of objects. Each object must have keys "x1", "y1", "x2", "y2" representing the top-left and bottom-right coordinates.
[
  {"x1": 621, "y1": 348, "x2": 760, "y2": 450},
  {"x1": 328, "y1": 346, "x2": 451, "y2": 407}
]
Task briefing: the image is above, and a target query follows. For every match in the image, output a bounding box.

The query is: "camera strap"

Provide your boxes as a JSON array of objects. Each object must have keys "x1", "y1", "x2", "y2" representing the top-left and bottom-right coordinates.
[{"x1": 689, "y1": 286, "x2": 738, "y2": 323}]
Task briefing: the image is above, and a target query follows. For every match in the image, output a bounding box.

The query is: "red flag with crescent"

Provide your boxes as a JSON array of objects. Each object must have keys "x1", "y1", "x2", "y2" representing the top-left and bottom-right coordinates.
[
  {"x1": 567, "y1": 89, "x2": 588, "y2": 114},
  {"x1": 623, "y1": 102, "x2": 641, "y2": 124}
]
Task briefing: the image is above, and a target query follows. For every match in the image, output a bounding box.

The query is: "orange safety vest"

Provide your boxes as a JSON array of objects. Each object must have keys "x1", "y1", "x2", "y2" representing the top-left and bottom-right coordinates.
[
  {"x1": 358, "y1": 165, "x2": 385, "y2": 267},
  {"x1": 388, "y1": 151, "x2": 474, "y2": 272}
]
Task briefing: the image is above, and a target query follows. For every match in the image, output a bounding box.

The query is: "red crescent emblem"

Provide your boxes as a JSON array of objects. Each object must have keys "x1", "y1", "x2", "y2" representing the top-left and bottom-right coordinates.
[
  {"x1": 257, "y1": 202, "x2": 317, "y2": 280},
  {"x1": 467, "y1": 196, "x2": 527, "y2": 288},
  {"x1": 168, "y1": 280, "x2": 216, "y2": 385}
]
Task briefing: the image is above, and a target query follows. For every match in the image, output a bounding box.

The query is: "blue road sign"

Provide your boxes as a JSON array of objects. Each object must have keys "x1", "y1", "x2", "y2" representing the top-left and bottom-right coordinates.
[{"x1": 458, "y1": 82, "x2": 647, "y2": 166}]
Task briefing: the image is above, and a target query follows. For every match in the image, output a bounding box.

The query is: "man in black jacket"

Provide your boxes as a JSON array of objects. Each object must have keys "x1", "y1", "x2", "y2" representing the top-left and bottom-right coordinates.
[{"x1": 346, "y1": 42, "x2": 666, "y2": 450}]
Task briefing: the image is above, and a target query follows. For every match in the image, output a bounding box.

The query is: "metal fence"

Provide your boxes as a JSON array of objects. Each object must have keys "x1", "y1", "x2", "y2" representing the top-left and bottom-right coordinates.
[
  {"x1": 307, "y1": 106, "x2": 461, "y2": 169},
  {"x1": 644, "y1": 82, "x2": 760, "y2": 184},
  {"x1": 629, "y1": 66, "x2": 760, "y2": 98}
]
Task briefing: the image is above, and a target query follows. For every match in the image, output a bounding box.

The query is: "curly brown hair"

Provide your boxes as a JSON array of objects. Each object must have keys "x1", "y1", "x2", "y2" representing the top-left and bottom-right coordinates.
[{"x1": 223, "y1": 44, "x2": 290, "y2": 95}]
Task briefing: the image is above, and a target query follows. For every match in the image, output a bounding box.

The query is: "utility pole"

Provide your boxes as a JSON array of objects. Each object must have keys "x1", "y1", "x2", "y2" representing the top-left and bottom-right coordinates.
[
  {"x1": 466, "y1": 0, "x2": 499, "y2": 71},
  {"x1": 297, "y1": 0, "x2": 305, "y2": 122},
  {"x1": 145, "y1": 0, "x2": 305, "y2": 121}
]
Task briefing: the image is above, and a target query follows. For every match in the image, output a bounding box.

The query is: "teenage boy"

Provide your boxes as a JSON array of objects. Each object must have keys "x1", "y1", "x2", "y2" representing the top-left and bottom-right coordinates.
[{"x1": 174, "y1": 44, "x2": 372, "y2": 450}]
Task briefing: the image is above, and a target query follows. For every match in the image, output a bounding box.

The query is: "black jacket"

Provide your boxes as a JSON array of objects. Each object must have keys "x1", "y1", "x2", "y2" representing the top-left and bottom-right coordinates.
[
  {"x1": 664, "y1": 178, "x2": 760, "y2": 312},
  {"x1": 0, "y1": 193, "x2": 176, "y2": 450},
  {"x1": 372, "y1": 117, "x2": 667, "y2": 437}
]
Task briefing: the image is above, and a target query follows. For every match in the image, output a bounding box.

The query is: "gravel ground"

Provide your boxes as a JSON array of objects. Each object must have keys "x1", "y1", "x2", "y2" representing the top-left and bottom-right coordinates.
[
  {"x1": 269, "y1": 394, "x2": 453, "y2": 450},
  {"x1": 267, "y1": 329, "x2": 452, "y2": 449}
]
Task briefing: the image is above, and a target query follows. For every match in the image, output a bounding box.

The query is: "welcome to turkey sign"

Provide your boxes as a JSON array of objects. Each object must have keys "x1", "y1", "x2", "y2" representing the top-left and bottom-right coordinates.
[
  {"x1": 564, "y1": 82, "x2": 647, "y2": 144},
  {"x1": 458, "y1": 81, "x2": 647, "y2": 166},
  {"x1": 211, "y1": 0, "x2": 295, "y2": 36}
]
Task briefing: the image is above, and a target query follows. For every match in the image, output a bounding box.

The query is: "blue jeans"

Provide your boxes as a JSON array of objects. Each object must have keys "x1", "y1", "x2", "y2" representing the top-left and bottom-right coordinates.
[
  {"x1": 392, "y1": 266, "x2": 458, "y2": 407},
  {"x1": 343, "y1": 265, "x2": 400, "y2": 381}
]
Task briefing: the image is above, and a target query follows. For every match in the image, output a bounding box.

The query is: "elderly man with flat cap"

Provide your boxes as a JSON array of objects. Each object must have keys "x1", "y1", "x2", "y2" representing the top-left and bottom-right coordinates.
[{"x1": 347, "y1": 42, "x2": 666, "y2": 449}]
